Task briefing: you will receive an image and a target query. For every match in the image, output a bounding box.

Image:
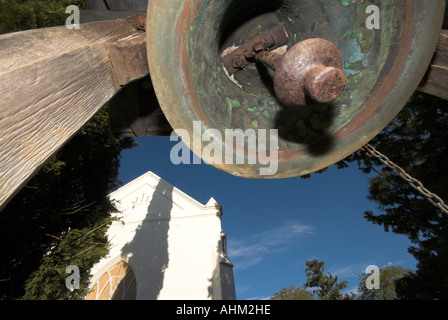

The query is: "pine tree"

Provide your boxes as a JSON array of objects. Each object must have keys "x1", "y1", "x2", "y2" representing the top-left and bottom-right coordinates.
[{"x1": 304, "y1": 259, "x2": 354, "y2": 300}]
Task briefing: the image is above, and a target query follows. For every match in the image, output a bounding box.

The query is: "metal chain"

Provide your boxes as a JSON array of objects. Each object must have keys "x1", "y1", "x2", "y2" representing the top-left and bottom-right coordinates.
[{"x1": 361, "y1": 144, "x2": 448, "y2": 214}]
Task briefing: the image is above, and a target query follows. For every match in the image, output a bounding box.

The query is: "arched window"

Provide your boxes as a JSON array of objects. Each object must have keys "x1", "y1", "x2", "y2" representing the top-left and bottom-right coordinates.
[{"x1": 86, "y1": 260, "x2": 136, "y2": 300}]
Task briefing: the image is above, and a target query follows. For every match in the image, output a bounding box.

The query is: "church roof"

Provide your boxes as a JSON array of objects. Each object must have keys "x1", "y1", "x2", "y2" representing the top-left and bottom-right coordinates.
[{"x1": 108, "y1": 171, "x2": 222, "y2": 222}]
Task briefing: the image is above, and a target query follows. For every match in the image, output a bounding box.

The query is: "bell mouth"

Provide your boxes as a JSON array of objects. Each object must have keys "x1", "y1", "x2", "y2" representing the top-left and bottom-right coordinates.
[{"x1": 147, "y1": 0, "x2": 444, "y2": 178}]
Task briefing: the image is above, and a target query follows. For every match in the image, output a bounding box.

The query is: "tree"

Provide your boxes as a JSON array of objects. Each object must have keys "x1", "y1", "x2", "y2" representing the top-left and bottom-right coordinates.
[
  {"x1": 270, "y1": 285, "x2": 314, "y2": 300},
  {"x1": 270, "y1": 260, "x2": 354, "y2": 300},
  {"x1": 20, "y1": 219, "x2": 114, "y2": 300},
  {"x1": 0, "y1": 0, "x2": 89, "y2": 34},
  {"x1": 357, "y1": 264, "x2": 414, "y2": 300},
  {"x1": 304, "y1": 260, "x2": 354, "y2": 300}
]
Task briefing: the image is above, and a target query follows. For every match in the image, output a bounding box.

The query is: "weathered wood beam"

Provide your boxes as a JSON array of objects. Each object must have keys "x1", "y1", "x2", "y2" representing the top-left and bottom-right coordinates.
[
  {"x1": 0, "y1": 18, "x2": 148, "y2": 210},
  {"x1": 418, "y1": 30, "x2": 448, "y2": 100}
]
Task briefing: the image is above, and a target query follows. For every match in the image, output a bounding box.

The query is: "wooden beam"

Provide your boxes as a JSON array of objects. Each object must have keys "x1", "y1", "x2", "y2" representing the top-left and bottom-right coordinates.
[
  {"x1": 418, "y1": 30, "x2": 448, "y2": 100},
  {"x1": 80, "y1": 10, "x2": 139, "y2": 23},
  {"x1": 0, "y1": 19, "x2": 148, "y2": 210},
  {"x1": 108, "y1": 32, "x2": 148, "y2": 85}
]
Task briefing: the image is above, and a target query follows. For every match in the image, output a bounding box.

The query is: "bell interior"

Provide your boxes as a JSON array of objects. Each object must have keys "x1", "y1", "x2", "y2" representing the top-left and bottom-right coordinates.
[{"x1": 147, "y1": 0, "x2": 444, "y2": 178}]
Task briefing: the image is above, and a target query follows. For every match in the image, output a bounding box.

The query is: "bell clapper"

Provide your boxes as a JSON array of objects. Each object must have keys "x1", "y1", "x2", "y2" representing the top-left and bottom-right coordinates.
[{"x1": 221, "y1": 23, "x2": 347, "y2": 108}]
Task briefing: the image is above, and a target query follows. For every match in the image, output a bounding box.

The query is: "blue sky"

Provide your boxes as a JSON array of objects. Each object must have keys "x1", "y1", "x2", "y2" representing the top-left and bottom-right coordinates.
[{"x1": 117, "y1": 136, "x2": 417, "y2": 300}]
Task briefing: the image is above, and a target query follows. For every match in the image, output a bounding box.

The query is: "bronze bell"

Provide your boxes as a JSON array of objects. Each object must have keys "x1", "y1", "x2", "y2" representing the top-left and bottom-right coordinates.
[{"x1": 146, "y1": 0, "x2": 445, "y2": 179}]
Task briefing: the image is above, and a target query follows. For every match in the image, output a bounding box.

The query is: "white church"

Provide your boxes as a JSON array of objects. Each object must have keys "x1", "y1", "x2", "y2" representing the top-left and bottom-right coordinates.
[{"x1": 85, "y1": 171, "x2": 236, "y2": 300}]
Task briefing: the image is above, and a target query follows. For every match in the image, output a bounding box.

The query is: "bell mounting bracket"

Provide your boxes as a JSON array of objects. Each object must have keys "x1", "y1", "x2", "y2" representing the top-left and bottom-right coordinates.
[{"x1": 221, "y1": 23, "x2": 289, "y2": 76}]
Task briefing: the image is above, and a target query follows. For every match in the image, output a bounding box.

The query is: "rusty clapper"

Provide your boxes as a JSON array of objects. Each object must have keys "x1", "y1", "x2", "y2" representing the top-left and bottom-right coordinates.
[{"x1": 222, "y1": 23, "x2": 346, "y2": 109}]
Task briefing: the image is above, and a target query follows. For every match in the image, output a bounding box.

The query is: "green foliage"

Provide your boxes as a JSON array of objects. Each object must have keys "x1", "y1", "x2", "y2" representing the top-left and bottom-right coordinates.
[
  {"x1": 270, "y1": 285, "x2": 314, "y2": 300},
  {"x1": 270, "y1": 260, "x2": 354, "y2": 300},
  {"x1": 357, "y1": 265, "x2": 414, "y2": 300},
  {"x1": 304, "y1": 259, "x2": 354, "y2": 300},
  {"x1": 21, "y1": 217, "x2": 114, "y2": 300},
  {"x1": 271, "y1": 260, "x2": 415, "y2": 300},
  {"x1": 0, "y1": 0, "x2": 89, "y2": 34}
]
